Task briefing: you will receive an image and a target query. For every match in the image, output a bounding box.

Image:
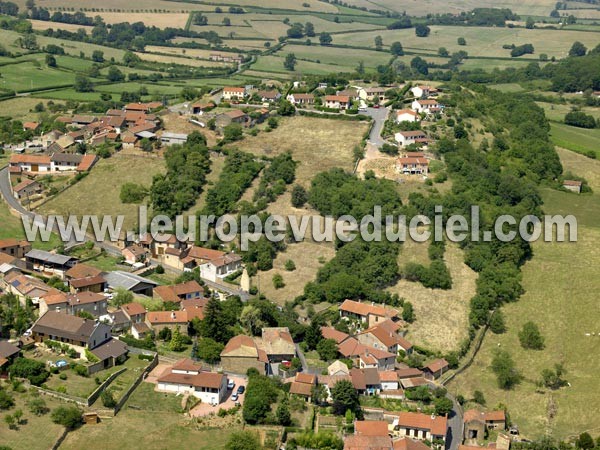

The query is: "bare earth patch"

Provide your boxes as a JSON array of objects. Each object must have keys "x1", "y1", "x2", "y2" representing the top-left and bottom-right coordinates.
[{"x1": 387, "y1": 243, "x2": 477, "y2": 353}]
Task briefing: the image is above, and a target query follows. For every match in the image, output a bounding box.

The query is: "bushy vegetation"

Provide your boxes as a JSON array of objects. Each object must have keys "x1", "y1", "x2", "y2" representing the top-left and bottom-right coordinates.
[{"x1": 9, "y1": 358, "x2": 50, "y2": 386}]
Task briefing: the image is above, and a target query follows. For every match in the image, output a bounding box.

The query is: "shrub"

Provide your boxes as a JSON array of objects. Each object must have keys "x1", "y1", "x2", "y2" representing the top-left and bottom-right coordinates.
[
  {"x1": 51, "y1": 406, "x2": 83, "y2": 429},
  {"x1": 284, "y1": 260, "x2": 296, "y2": 271},
  {"x1": 272, "y1": 274, "x2": 285, "y2": 289},
  {"x1": 101, "y1": 390, "x2": 117, "y2": 408},
  {"x1": 73, "y1": 364, "x2": 88, "y2": 377}
]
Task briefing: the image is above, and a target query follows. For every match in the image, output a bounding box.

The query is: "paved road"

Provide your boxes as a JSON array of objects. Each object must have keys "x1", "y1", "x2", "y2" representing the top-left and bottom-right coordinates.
[
  {"x1": 445, "y1": 393, "x2": 464, "y2": 450},
  {"x1": 361, "y1": 106, "x2": 389, "y2": 147}
]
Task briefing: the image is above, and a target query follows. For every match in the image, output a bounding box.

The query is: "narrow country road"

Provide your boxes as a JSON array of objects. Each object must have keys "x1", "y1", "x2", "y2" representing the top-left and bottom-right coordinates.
[{"x1": 445, "y1": 392, "x2": 464, "y2": 450}]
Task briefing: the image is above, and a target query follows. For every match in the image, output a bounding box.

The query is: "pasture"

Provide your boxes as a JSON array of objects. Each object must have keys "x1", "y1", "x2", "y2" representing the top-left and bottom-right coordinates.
[
  {"x1": 332, "y1": 25, "x2": 600, "y2": 59},
  {"x1": 451, "y1": 149, "x2": 600, "y2": 440},
  {"x1": 39, "y1": 155, "x2": 166, "y2": 229},
  {"x1": 277, "y1": 44, "x2": 393, "y2": 68},
  {"x1": 11, "y1": 0, "x2": 213, "y2": 12}
]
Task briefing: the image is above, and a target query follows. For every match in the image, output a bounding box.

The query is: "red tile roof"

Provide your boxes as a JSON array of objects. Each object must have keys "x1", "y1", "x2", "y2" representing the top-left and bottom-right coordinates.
[
  {"x1": 394, "y1": 412, "x2": 447, "y2": 436},
  {"x1": 321, "y1": 326, "x2": 350, "y2": 344},
  {"x1": 147, "y1": 311, "x2": 187, "y2": 324},
  {"x1": 121, "y1": 302, "x2": 146, "y2": 317},
  {"x1": 355, "y1": 420, "x2": 389, "y2": 437}
]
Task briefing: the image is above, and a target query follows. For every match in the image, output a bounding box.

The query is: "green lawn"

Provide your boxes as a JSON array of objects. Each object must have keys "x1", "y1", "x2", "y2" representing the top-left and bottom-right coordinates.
[
  {"x1": 549, "y1": 122, "x2": 600, "y2": 158},
  {"x1": 277, "y1": 44, "x2": 393, "y2": 69}
]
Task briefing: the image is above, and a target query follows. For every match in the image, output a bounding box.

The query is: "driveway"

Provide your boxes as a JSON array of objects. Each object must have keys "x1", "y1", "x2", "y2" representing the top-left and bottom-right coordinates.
[
  {"x1": 189, "y1": 375, "x2": 247, "y2": 417},
  {"x1": 362, "y1": 106, "x2": 389, "y2": 147}
]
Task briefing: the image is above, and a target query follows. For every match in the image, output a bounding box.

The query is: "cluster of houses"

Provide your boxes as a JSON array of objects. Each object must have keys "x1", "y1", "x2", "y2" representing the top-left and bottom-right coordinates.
[{"x1": 120, "y1": 234, "x2": 242, "y2": 282}]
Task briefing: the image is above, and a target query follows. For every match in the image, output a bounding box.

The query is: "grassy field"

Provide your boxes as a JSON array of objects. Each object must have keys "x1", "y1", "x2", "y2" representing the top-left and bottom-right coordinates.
[
  {"x1": 387, "y1": 243, "x2": 477, "y2": 353},
  {"x1": 230, "y1": 115, "x2": 368, "y2": 186},
  {"x1": 549, "y1": 122, "x2": 600, "y2": 159},
  {"x1": 332, "y1": 25, "x2": 600, "y2": 60},
  {"x1": 0, "y1": 97, "x2": 54, "y2": 119},
  {"x1": 60, "y1": 382, "x2": 238, "y2": 450},
  {"x1": 537, "y1": 102, "x2": 600, "y2": 122},
  {"x1": 276, "y1": 44, "x2": 392, "y2": 69},
  {"x1": 252, "y1": 54, "x2": 353, "y2": 74},
  {"x1": 39, "y1": 155, "x2": 165, "y2": 229},
  {"x1": 29, "y1": 19, "x2": 93, "y2": 32},
  {"x1": 0, "y1": 384, "x2": 68, "y2": 450},
  {"x1": 450, "y1": 150, "x2": 600, "y2": 440},
  {"x1": 0, "y1": 61, "x2": 77, "y2": 92},
  {"x1": 134, "y1": 51, "x2": 230, "y2": 67},
  {"x1": 144, "y1": 45, "x2": 241, "y2": 60}
]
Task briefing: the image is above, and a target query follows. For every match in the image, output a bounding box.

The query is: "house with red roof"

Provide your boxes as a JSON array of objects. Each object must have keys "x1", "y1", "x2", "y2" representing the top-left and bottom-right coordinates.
[
  {"x1": 324, "y1": 94, "x2": 351, "y2": 110},
  {"x1": 356, "y1": 320, "x2": 412, "y2": 356},
  {"x1": 463, "y1": 409, "x2": 506, "y2": 441},
  {"x1": 390, "y1": 411, "x2": 447, "y2": 442},
  {"x1": 396, "y1": 154, "x2": 429, "y2": 174},
  {"x1": 220, "y1": 334, "x2": 269, "y2": 375},
  {"x1": 423, "y1": 358, "x2": 449, "y2": 380},
  {"x1": 396, "y1": 109, "x2": 420, "y2": 123},
  {"x1": 340, "y1": 299, "x2": 399, "y2": 327}
]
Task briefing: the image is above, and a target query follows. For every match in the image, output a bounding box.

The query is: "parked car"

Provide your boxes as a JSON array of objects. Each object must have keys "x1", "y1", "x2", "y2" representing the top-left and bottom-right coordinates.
[
  {"x1": 231, "y1": 393, "x2": 238, "y2": 401},
  {"x1": 237, "y1": 385, "x2": 245, "y2": 395},
  {"x1": 227, "y1": 379, "x2": 235, "y2": 390}
]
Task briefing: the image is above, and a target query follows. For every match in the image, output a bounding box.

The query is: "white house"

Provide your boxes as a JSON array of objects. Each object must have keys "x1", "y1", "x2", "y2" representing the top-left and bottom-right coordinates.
[
  {"x1": 287, "y1": 93, "x2": 315, "y2": 105},
  {"x1": 222, "y1": 86, "x2": 247, "y2": 101},
  {"x1": 157, "y1": 359, "x2": 228, "y2": 405},
  {"x1": 198, "y1": 253, "x2": 242, "y2": 282},
  {"x1": 411, "y1": 85, "x2": 438, "y2": 98},
  {"x1": 9, "y1": 154, "x2": 52, "y2": 173},
  {"x1": 396, "y1": 109, "x2": 419, "y2": 123},
  {"x1": 324, "y1": 95, "x2": 351, "y2": 110},
  {"x1": 394, "y1": 130, "x2": 428, "y2": 147},
  {"x1": 411, "y1": 99, "x2": 440, "y2": 114}
]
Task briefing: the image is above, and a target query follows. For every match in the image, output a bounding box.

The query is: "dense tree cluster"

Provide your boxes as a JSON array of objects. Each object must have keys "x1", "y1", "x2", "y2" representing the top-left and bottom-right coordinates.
[
  {"x1": 201, "y1": 150, "x2": 263, "y2": 217},
  {"x1": 242, "y1": 372, "x2": 281, "y2": 424},
  {"x1": 150, "y1": 132, "x2": 211, "y2": 217}
]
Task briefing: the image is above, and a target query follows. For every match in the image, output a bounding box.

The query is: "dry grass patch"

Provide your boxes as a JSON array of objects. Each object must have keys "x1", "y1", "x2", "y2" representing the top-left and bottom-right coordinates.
[
  {"x1": 0, "y1": 97, "x2": 53, "y2": 120},
  {"x1": 230, "y1": 116, "x2": 368, "y2": 187},
  {"x1": 135, "y1": 51, "x2": 228, "y2": 67},
  {"x1": 29, "y1": 19, "x2": 92, "y2": 32},
  {"x1": 39, "y1": 154, "x2": 165, "y2": 229},
  {"x1": 254, "y1": 238, "x2": 335, "y2": 306},
  {"x1": 387, "y1": 243, "x2": 477, "y2": 353},
  {"x1": 144, "y1": 45, "x2": 241, "y2": 60},
  {"x1": 93, "y1": 12, "x2": 190, "y2": 27},
  {"x1": 556, "y1": 147, "x2": 600, "y2": 190}
]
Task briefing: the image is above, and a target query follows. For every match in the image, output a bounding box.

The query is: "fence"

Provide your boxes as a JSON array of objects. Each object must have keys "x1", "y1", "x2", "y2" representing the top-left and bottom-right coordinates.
[
  {"x1": 87, "y1": 368, "x2": 127, "y2": 406},
  {"x1": 114, "y1": 352, "x2": 158, "y2": 415}
]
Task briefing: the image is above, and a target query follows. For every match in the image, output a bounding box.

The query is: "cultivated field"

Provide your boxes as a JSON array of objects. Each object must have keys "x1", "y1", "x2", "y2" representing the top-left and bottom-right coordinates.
[
  {"x1": 12, "y1": 0, "x2": 213, "y2": 12},
  {"x1": 387, "y1": 243, "x2": 477, "y2": 353},
  {"x1": 39, "y1": 155, "x2": 166, "y2": 229},
  {"x1": 451, "y1": 150, "x2": 600, "y2": 440},
  {"x1": 134, "y1": 51, "x2": 229, "y2": 67},
  {"x1": 333, "y1": 26, "x2": 600, "y2": 59},
  {"x1": 231, "y1": 115, "x2": 368, "y2": 186},
  {"x1": 252, "y1": 54, "x2": 353, "y2": 74},
  {"x1": 342, "y1": 0, "x2": 556, "y2": 17}
]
